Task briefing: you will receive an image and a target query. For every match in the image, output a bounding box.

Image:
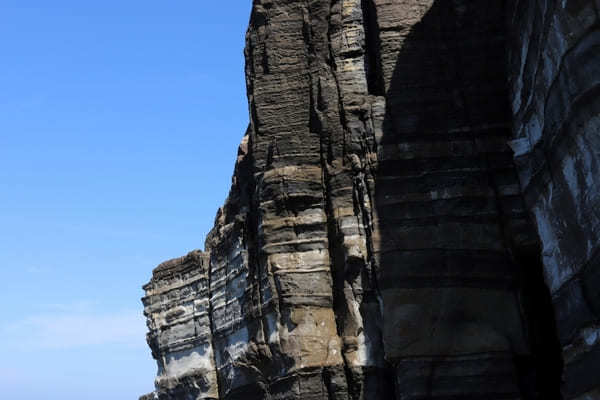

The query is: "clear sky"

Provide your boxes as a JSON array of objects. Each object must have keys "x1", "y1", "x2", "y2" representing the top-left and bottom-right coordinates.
[{"x1": 0, "y1": 2, "x2": 251, "y2": 399}]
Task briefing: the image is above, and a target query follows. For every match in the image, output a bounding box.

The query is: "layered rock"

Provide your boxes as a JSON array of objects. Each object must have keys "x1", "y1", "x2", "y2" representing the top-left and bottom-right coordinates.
[
  {"x1": 141, "y1": 1, "x2": 599, "y2": 399},
  {"x1": 507, "y1": 1, "x2": 600, "y2": 398},
  {"x1": 142, "y1": 252, "x2": 219, "y2": 399}
]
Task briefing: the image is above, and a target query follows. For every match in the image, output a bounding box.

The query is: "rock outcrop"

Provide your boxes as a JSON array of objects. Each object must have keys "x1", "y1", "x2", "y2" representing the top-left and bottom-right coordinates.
[
  {"x1": 141, "y1": 1, "x2": 599, "y2": 399},
  {"x1": 507, "y1": 1, "x2": 600, "y2": 398}
]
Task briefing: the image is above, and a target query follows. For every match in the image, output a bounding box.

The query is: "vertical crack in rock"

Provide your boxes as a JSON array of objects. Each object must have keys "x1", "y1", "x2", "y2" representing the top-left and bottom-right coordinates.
[
  {"x1": 141, "y1": 1, "x2": 599, "y2": 399},
  {"x1": 360, "y1": 0, "x2": 383, "y2": 96}
]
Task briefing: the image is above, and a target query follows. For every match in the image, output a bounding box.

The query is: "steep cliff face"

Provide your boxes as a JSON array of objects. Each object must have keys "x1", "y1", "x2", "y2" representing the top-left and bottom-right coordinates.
[
  {"x1": 507, "y1": 1, "x2": 600, "y2": 398},
  {"x1": 141, "y1": 1, "x2": 599, "y2": 399}
]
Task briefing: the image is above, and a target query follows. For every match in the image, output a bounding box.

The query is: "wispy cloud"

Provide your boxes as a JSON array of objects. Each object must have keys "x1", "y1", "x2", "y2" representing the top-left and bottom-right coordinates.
[{"x1": 1, "y1": 302, "x2": 146, "y2": 350}]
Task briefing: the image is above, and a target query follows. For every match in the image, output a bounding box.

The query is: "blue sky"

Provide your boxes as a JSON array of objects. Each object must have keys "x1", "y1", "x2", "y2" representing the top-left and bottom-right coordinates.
[{"x1": 0, "y1": 2, "x2": 251, "y2": 399}]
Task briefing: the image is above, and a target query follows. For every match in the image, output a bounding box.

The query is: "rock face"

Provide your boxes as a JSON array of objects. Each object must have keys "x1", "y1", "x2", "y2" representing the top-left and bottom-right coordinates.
[
  {"x1": 141, "y1": 1, "x2": 599, "y2": 399},
  {"x1": 507, "y1": 1, "x2": 600, "y2": 398}
]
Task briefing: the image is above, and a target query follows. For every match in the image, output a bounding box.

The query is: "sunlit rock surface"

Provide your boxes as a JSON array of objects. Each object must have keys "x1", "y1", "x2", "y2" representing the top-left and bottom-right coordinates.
[{"x1": 141, "y1": 1, "x2": 599, "y2": 399}]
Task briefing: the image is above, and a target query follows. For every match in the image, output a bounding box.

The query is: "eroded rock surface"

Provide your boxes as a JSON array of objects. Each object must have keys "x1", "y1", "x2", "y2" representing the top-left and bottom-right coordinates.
[
  {"x1": 141, "y1": 1, "x2": 599, "y2": 399},
  {"x1": 507, "y1": 1, "x2": 600, "y2": 398}
]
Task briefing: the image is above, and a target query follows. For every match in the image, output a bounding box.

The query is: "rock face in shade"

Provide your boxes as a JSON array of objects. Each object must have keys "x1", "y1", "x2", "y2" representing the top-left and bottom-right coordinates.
[
  {"x1": 507, "y1": 1, "x2": 600, "y2": 398},
  {"x1": 141, "y1": 1, "x2": 599, "y2": 399}
]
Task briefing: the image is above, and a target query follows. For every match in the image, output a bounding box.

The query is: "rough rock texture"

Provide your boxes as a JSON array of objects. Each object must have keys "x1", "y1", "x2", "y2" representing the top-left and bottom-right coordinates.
[
  {"x1": 507, "y1": 1, "x2": 600, "y2": 398},
  {"x1": 141, "y1": 1, "x2": 599, "y2": 399}
]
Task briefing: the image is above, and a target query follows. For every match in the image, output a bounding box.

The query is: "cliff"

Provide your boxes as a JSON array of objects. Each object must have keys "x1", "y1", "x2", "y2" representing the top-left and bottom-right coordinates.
[
  {"x1": 507, "y1": 1, "x2": 600, "y2": 398},
  {"x1": 141, "y1": 1, "x2": 600, "y2": 399}
]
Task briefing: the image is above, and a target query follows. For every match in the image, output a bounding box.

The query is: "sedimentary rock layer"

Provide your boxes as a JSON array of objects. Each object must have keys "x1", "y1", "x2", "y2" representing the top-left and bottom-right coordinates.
[
  {"x1": 507, "y1": 1, "x2": 600, "y2": 398},
  {"x1": 141, "y1": 1, "x2": 599, "y2": 399}
]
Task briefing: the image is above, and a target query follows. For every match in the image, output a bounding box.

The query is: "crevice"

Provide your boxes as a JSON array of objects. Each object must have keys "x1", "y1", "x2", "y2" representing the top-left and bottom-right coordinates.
[
  {"x1": 513, "y1": 247, "x2": 564, "y2": 400},
  {"x1": 261, "y1": 43, "x2": 270, "y2": 75},
  {"x1": 361, "y1": 0, "x2": 384, "y2": 96},
  {"x1": 314, "y1": 7, "x2": 358, "y2": 398},
  {"x1": 320, "y1": 151, "x2": 355, "y2": 399}
]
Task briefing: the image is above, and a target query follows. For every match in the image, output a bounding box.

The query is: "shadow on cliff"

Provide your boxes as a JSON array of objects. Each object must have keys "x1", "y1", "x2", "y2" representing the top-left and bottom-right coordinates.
[{"x1": 368, "y1": 1, "x2": 563, "y2": 398}]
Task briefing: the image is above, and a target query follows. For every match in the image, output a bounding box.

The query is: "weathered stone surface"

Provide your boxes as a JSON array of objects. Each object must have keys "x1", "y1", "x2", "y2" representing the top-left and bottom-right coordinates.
[
  {"x1": 141, "y1": 1, "x2": 599, "y2": 399},
  {"x1": 143, "y1": 251, "x2": 219, "y2": 399},
  {"x1": 507, "y1": 1, "x2": 600, "y2": 398}
]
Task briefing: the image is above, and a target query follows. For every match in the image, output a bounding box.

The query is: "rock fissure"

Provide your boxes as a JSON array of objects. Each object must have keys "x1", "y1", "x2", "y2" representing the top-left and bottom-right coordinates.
[{"x1": 360, "y1": 0, "x2": 383, "y2": 96}]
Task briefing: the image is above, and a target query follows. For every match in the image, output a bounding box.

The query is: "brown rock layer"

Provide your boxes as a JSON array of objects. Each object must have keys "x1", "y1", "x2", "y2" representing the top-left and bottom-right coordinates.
[{"x1": 141, "y1": 1, "x2": 599, "y2": 399}]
